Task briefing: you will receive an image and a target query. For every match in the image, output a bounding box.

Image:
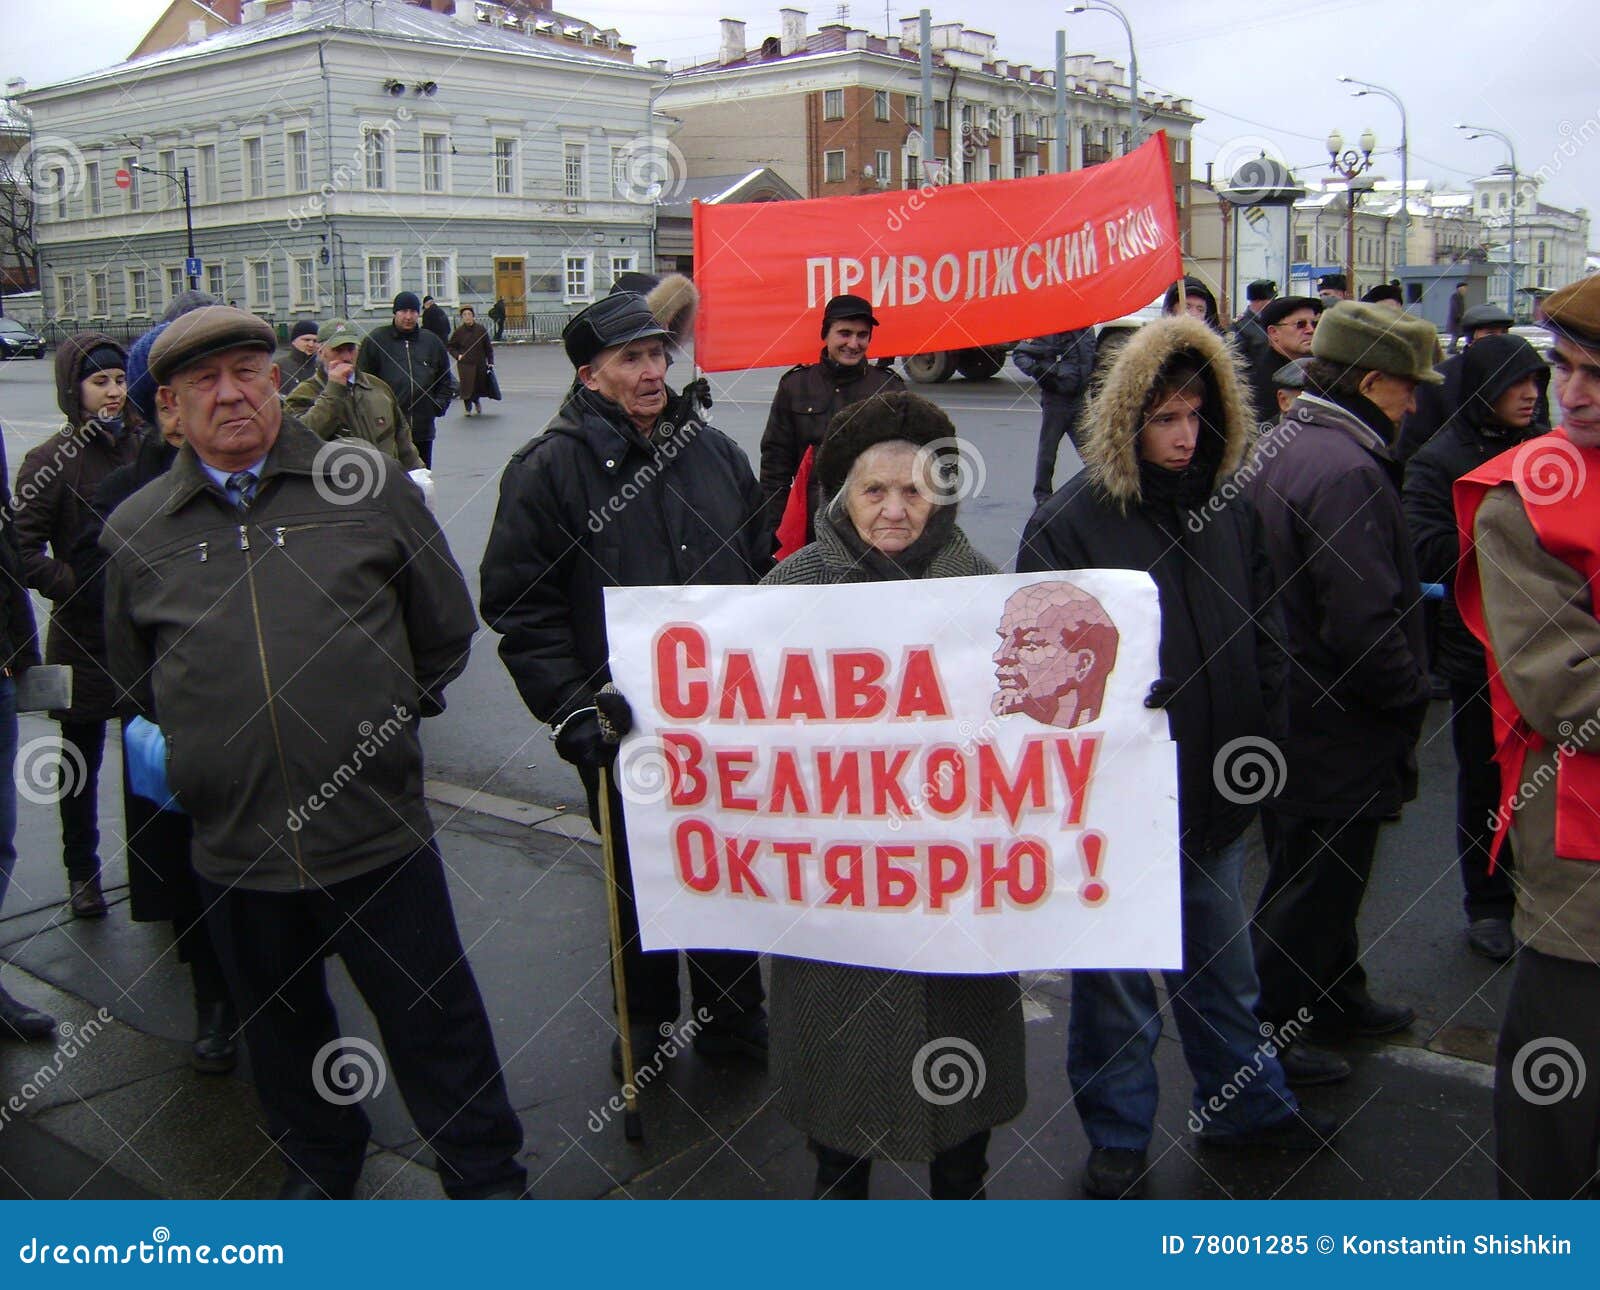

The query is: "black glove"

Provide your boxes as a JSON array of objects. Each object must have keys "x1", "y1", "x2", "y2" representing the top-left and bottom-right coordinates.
[
  {"x1": 596, "y1": 685, "x2": 634, "y2": 744},
  {"x1": 1144, "y1": 678, "x2": 1179, "y2": 709},
  {"x1": 681, "y1": 376, "x2": 713, "y2": 413},
  {"x1": 553, "y1": 711, "x2": 613, "y2": 769}
]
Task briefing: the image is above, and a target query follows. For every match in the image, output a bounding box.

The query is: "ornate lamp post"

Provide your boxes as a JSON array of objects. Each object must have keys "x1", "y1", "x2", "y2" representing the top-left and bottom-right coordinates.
[{"x1": 1326, "y1": 127, "x2": 1375, "y2": 295}]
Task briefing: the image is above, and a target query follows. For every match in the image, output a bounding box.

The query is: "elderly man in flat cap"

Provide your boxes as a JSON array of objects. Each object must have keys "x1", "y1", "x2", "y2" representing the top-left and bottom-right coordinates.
[
  {"x1": 480, "y1": 291, "x2": 770, "y2": 1076},
  {"x1": 99, "y1": 306, "x2": 525, "y2": 1200},
  {"x1": 1455, "y1": 275, "x2": 1600, "y2": 1198},
  {"x1": 1246, "y1": 301, "x2": 1440, "y2": 1075},
  {"x1": 1245, "y1": 295, "x2": 1322, "y2": 428}
]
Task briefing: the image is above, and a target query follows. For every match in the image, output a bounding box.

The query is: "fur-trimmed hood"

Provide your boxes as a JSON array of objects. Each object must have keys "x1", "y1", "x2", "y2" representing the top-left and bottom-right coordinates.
[{"x1": 1077, "y1": 315, "x2": 1254, "y2": 508}]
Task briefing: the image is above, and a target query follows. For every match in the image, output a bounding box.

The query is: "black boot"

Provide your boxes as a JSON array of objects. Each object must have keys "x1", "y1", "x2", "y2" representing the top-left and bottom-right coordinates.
[
  {"x1": 929, "y1": 1130, "x2": 990, "y2": 1199},
  {"x1": 191, "y1": 1000, "x2": 238, "y2": 1074},
  {"x1": 811, "y1": 1141, "x2": 871, "y2": 1199},
  {"x1": 0, "y1": 982, "x2": 56, "y2": 1042}
]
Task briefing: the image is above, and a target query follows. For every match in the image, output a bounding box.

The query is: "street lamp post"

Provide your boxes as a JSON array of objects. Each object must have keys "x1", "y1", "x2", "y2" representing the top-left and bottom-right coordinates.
[
  {"x1": 1340, "y1": 77, "x2": 1407, "y2": 269},
  {"x1": 1458, "y1": 123, "x2": 1519, "y2": 317},
  {"x1": 131, "y1": 161, "x2": 197, "y2": 288},
  {"x1": 1327, "y1": 127, "x2": 1375, "y2": 295},
  {"x1": 1067, "y1": 2, "x2": 1138, "y2": 146}
]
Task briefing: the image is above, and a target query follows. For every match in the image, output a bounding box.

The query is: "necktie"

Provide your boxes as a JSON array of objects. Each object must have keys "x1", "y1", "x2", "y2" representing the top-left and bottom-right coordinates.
[{"x1": 226, "y1": 471, "x2": 258, "y2": 512}]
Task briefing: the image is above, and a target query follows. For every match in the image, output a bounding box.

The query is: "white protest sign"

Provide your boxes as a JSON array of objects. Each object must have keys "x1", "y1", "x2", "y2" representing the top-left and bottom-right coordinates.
[{"x1": 602, "y1": 570, "x2": 1180, "y2": 974}]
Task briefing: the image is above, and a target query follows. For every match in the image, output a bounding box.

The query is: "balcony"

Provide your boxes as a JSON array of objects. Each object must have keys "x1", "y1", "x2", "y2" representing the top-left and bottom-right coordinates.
[
  {"x1": 1013, "y1": 133, "x2": 1039, "y2": 154},
  {"x1": 1081, "y1": 144, "x2": 1112, "y2": 166}
]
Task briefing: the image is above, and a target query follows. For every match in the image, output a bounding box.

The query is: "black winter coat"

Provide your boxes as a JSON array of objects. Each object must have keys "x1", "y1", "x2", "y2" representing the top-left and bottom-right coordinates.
[
  {"x1": 0, "y1": 428, "x2": 41, "y2": 676},
  {"x1": 1402, "y1": 334, "x2": 1550, "y2": 684},
  {"x1": 357, "y1": 324, "x2": 456, "y2": 443},
  {"x1": 1012, "y1": 329, "x2": 1096, "y2": 401},
  {"x1": 1018, "y1": 315, "x2": 1287, "y2": 855},
  {"x1": 479, "y1": 386, "x2": 766, "y2": 732},
  {"x1": 1246, "y1": 393, "x2": 1430, "y2": 819},
  {"x1": 1397, "y1": 348, "x2": 1551, "y2": 463}
]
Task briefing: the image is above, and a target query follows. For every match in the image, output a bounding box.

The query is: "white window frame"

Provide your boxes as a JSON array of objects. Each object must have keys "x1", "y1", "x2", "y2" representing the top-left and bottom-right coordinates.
[
  {"x1": 242, "y1": 135, "x2": 265, "y2": 199},
  {"x1": 563, "y1": 141, "x2": 587, "y2": 199},
  {"x1": 1172, "y1": 138, "x2": 1188, "y2": 163},
  {"x1": 164, "y1": 264, "x2": 185, "y2": 304},
  {"x1": 906, "y1": 96, "x2": 921, "y2": 128},
  {"x1": 125, "y1": 266, "x2": 151, "y2": 318},
  {"x1": 290, "y1": 254, "x2": 317, "y2": 309},
  {"x1": 53, "y1": 168, "x2": 68, "y2": 220},
  {"x1": 875, "y1": 149, "x2": 891, "y2": 184},
  {"x1": 122, "y1": 156, "x2": 140, "y2": 212},
  {"x1": 54, "y1": 273, "x2": 78, "y2": 319},
  {"x1": 364, "y1": 127, "x2": 390, "y2": 191},
  {"x1": 206, "y1": 262, "x2": 226, "y2": 300},
  {"x1": 608, "y1": 252, "x2": 637, "y2": 287},
  {"x1": 823, "y1": 149, "x2": 846, "y2": 184},
  {"x1": 873, "y1": 90, "x2": 889, "y2": 121},
  {"x1": 421, "y1": 130, "x2": 450, "y2": 195},
  {"x1": 85, "y1": 161, "x2": 101, "y2": 215},
  {"x1": 611, "y1": 144, "x2": 628, "y2": 198},
  {"x1": 90, "y1": 271, "x2": 110, "y2": 318},
  {"x1": 246, "y1": 257, "x2": 272, "y2": 312},
  {"x1": 197, "y1": 144, "x2": 218, "y2": 203},
  {"x1": 823, "y1": 88, "x2": 844, "y2": 120},
  {"x1": 422, "y1": 251, "x2": 456, "y2": 305},
  {"x1": 286, "y1": 128, "x2": 311, "y2": 193},
  {"x1": 563, "y1": 252, "x2": 592, "y2": 304},
  {"x1": 493, "y1": 136, "x2": 517, "y2": 196},
  {"x1": 158, "y1": 150, "x2": 178, "y2": 207},
  {"x1": 364, "y1": 253, "x2": 400, "y2": 309}
]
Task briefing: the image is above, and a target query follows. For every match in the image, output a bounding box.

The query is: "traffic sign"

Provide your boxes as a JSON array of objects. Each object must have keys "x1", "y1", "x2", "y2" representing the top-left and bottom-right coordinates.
[
  {"x1": 114, "y1": 168, "x2": 132, "y2": 190},
  {"x1": 185, "y1": 257, "x2": 202, "y2": 278}
]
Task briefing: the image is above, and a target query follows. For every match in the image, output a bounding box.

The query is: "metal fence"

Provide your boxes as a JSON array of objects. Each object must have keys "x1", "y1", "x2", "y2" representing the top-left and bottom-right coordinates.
[{"x1": 36, "y1": 310, "x2": 580, "y2": 349}]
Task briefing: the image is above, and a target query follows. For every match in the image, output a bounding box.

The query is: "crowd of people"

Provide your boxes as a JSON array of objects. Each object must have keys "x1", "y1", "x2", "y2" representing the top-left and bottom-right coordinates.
[{"x1": 0, "y1": 263, "x2": 1596, "y2": 1203}]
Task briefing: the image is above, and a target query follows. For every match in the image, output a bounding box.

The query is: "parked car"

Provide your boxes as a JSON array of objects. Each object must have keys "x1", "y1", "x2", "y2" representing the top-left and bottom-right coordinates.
[{"x1": 0, "y1": 318, "x2": 47, "y2": 360}]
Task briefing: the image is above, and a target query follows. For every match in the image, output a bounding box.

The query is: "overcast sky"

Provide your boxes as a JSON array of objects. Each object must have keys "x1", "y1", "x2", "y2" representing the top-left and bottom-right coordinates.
[{"x1": 7, "y1": 0, "x2": 1596, "y2": 228}]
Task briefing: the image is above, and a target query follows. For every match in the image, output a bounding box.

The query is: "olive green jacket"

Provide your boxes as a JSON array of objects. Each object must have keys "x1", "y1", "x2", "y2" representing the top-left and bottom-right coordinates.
[{"x1": 285, "y1": 369, "x2": 424, "y2": 471}]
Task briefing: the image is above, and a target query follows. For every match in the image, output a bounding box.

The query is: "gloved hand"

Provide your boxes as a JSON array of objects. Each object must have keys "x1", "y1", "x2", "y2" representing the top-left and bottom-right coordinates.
[
  {"x1": 1144, "y1": 678, "x2": 1179, "y2": 709},
  {"x1": 681, "y1": 376, "x2": 713, "y2": 413},
  {"x1": 595, "y1": 684, "x2": 634, "y2": 744},
  {"x1": 553, "y1": 710, "x2": 613, "y2": 769}
]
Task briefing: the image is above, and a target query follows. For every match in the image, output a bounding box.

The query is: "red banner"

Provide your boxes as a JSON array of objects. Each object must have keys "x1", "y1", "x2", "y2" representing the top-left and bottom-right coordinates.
[{"x1": 691, "y1": 133, "x2": 1183, "y2": 373}]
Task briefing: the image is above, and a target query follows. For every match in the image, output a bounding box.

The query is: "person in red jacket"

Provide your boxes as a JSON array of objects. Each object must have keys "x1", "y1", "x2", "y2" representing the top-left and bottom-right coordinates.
[{"x1": 1454, "y1": 275, "x2": 1600, "y2": 1199}]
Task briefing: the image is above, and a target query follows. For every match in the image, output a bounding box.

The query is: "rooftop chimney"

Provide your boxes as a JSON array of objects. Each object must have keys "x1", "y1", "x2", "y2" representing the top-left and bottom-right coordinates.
[
  {"x1": 719, "y1": 17, "x2": 747, "y2": 65},
  {"x1": 779, "y1": 8, "x2": 806, "y2": 56},
  {"x1": 885, "y1": 35, "x2": 899, "y2": 55},
  {"x1": 187, "y1": 17, "x2": 208, "y2": 41},
  {"x1": 241, "y1": 0, "x2": 267, "y2": 22},
  {"x1": 456, "y1": 1, "x2": 480, "y2": 24},
  {"x1": 845, "y1": 29, "x2": 867, "y2": 50}
]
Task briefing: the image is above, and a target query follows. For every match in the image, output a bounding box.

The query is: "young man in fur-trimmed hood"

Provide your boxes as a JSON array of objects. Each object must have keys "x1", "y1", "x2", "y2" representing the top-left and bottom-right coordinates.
[{"x1": 1018, "y1": 316, "x2": 1340, "y2": 1199}]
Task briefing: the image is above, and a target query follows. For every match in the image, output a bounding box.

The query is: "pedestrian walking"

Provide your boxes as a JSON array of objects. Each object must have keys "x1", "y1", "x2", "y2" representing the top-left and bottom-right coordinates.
[
  {"x1": 1246, "y1": 302, "x2": 1437, "y2": 1056},
  {"x1": 1019, "y1": 317, "x2": 1340, "y2": 1200},
  {"x1": 12, "y1": 334, "x2": 140, "y2": 918},
  {"x1": 480, "y1": 292, "x2": 770, "y2": 1079},
  {"x1": 420, "y1": 295, "x2": 451, "y2": 345},
  {"x1": 1403, "y1": 335, "x2": 1549, "y2": 964},
  {"x1": 101, "y1": 305, "x2": 526, "y2": 1200},
  {"x1": 766, "y1": 391, "x2": 1024, "y2": 1199},
  {"x1": 357, "y1": 291, "x2": 455, "y2": 469},
  {"x1": 1453, "y1": 275, "x2": 1600, "y2": 1198},
  {"x1": 447, "y1": 306, "x2": 496, "y2": 416},
  {"x1": 488, "y1": 296, "x2": 507, "y2": 341},
  {"x1": 1012, "y1": 327, "x2": 1096, "y2": 504}
]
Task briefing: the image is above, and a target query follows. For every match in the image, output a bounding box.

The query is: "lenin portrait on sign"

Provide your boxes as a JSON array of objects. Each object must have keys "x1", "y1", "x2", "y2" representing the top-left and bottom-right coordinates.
[{"x1": 992, "y1": 581, "x2": 1121, "y2": 730}]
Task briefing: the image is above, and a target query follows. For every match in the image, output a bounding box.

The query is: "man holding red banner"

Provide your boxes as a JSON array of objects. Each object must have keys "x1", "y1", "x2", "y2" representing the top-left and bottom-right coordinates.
[
  {"x1": 758, "y1": 294, "x2": 903, "y2": 557},
  {"x1": 1453, "y1": 275, "x2": 1600, "y2": 1199}
]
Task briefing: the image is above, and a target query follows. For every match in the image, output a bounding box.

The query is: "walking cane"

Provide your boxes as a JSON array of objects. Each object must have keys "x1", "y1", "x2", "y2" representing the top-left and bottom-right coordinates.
[{"x1": 596, "y1": 730, "x2": 643, "y2": 1141}]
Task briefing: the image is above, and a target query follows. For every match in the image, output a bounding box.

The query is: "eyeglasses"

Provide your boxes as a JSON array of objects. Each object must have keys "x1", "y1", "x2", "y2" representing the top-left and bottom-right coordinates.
[{"x1": 1274, "y1": 318, "x2": 1318, "y2": 331}]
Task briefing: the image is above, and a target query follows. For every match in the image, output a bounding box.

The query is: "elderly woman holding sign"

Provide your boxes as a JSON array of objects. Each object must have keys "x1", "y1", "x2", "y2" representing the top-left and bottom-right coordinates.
[{"x1": 762, "y1": 391, "x2": 1025, "y2": 1199}]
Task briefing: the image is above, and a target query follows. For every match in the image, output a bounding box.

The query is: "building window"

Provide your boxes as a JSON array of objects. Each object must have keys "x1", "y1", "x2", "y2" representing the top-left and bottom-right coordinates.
[
  {"x1": 165, "y1": 265, "x2": 185, "y2": 303},
  {"x1": 1324, "y1": 235, "x2": 1337, "y2": 261},
  {"x1": 1537, "y1": 268, "x2": 1547, "y2": 287},
  {"x1": 364, "y1": 130, "x2": 388, "y2": 190},
  {"x1": 1174, "y1": 184, "x2": 1185, "y2": 209},
  {"x1": 90, "y1": 271, "x2": 109, "y2": 317},
  {"x1": 823, "y1": 89, "x2": 844, "y2": 119},
  {"x1": 1294, "y1": 234, "x2": 1308, "y2": 260},
  {"x1": 423, "y1": 253, "x2": 453, "y2": 303},
  {"x1": 905, "y1": 95, "x2": 920, "y2": 127},
  {"x1": 244, "y1": 137, "x2": 264, "y2": 198},
  {"x1": 1498, "y1": 191, "x2": 1507, "y2": 209},
  {"x1": 55, "y1": 273, "x2": 77, "y2": 317},
  {"x1": 875, "y1": 149, "x2": 891, "y2": 184},
  {"x1": 206, "y1": 263, "x2": 225, "y2": 299},
  {"x1": 960, "y1": 104, "x2": 972, "y2": 131},
  {"x1": 1537, "y1": 241, "x2": 1547, "y2": 264},
  {"x1": 1172, "y1": 138, "x2": 1188, "y2": 163},
  {"x1": 608, "y1": 252, "x2": 636, "y2": 286},
  {"x1": 934, "y1": 101, "x2": 949, "y2": 130},
  {"x1": 986, "y1": 107, "x2": 997, "y2": 132},
  {"x1": 288, "y1": 130, "x2": 310, "y2": 192},
  {"x1": 422, "y1": 132, "x2": 448, "y2": 194},
  {"x1": 292, "y1": 255, "x2": 316, "y2": 308},
  {"x1": 123, "y1": 155, "x2": 140, "y2": 211},
  {"x1": 563, "y1": 142, "x2": 586, "y2": 199},
  {"x1": 961, "y1": 159, "x2": 974, "y2": 183},
  {"x1": 874, "y1": 90, "x2": 890, "y2": 121},
  {"x1": 563, "y1": 253, "x2": 590, "y2": 303},
  {"x1": 247, "y1": 258, "x2": 272, "y2": 311},
  {"x1": 494, "y1": 137, "x2": 516, "y2": 195},
  {"x1": 198, "y1": 145, "x2": 217, "y2": 203},
  {"x1": 85, "y1": 161, "x2": 100, "y2": 215},
  {"x1": 611, "y1": 145, "x2": 628, "y2": 197},
  {"x1": 158, "y1": 150, "x2": 178, "y2": 207},
  {"x1": 824, "y1": 149, "x2": 846, "y2": 183},
  {"x1": 365, "y1": 255, "x2": 397, "y2": 307},
  {"x1": 53, "y1": 169, "x2": 67, "y2": 219},
  {"x1": 988, "y1": 160, "x2": 999, "y2": 181},
  {"x1": 905, "y1": 155, "x2": 920, "y2": 187},
  {"x1": 1120, "y1": 130, "x2": 1132, "y2": 156},
  {"x1": 1480, "y1": 192, "x2": 1490, "y2": 210},
  {"x1": 127, "y1": 267, "x2": 150, "y2": 317}
]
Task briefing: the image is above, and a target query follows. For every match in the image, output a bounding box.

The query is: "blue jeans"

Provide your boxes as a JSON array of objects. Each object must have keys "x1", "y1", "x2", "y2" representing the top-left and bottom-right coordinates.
[
  {"x1": 1067, "y1": 833, "x2": 1298, "y2": 1150},
  {"x1": 0, "y1": 677, "x2": 16, "y2": 911}
]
